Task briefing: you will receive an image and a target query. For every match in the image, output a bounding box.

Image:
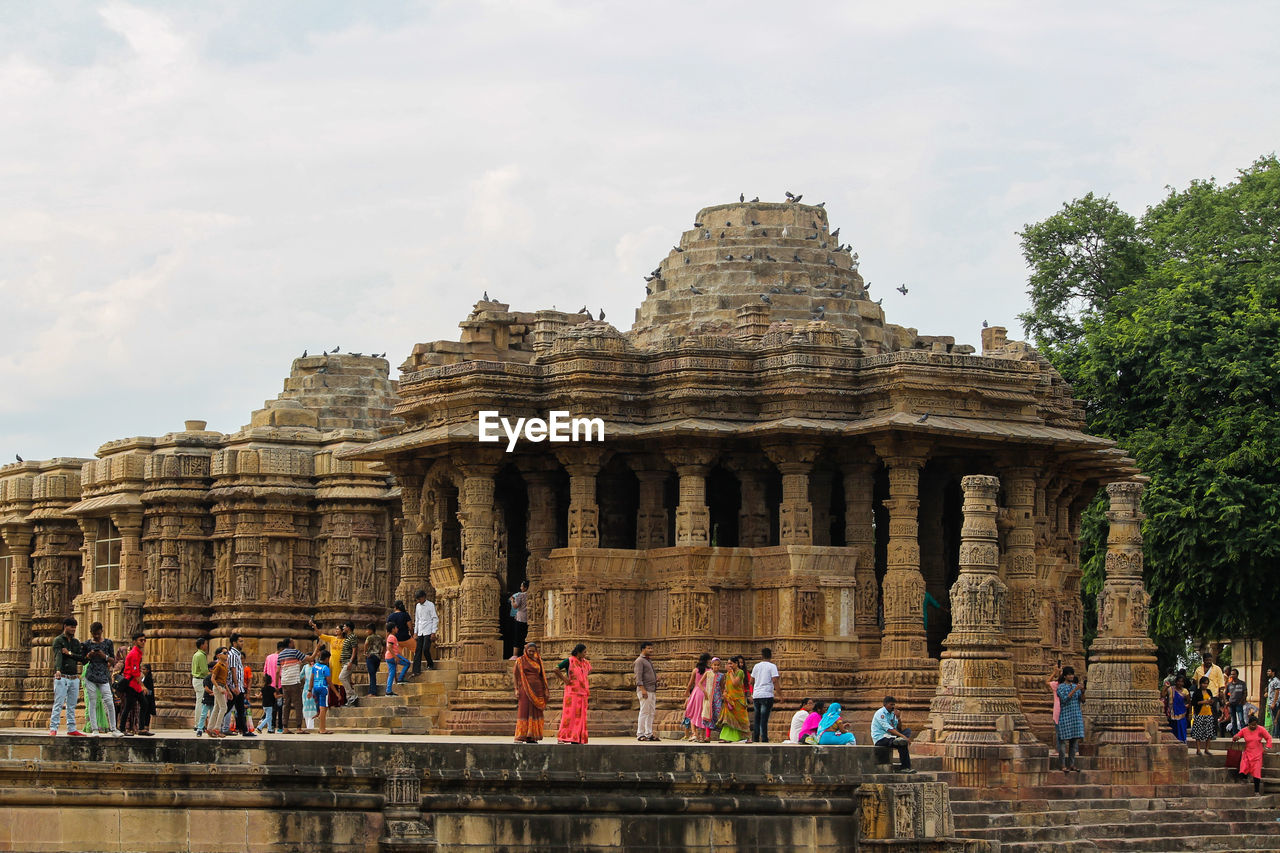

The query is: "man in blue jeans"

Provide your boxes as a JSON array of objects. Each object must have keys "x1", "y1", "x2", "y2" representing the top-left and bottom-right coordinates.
[
  {"x1": 750, "y1": 647, "x2": 780, "y2": 742},
  {"x1": 872, "y1": 695, "x2": 915, "y2": 773}
]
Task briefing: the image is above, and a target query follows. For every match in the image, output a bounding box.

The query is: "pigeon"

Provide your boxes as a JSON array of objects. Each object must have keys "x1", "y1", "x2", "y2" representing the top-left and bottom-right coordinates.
[
  {"x1": 851, "y1": 251, "x2": 858, "y2": 262},
  {"x1": 816, "y1": 202, "x2": 826, "y2": 208},
  {"x1": 644, "y1": 275, "x2": 655, "y2": 282},
  {"x1": 740, "y1": 193, "x2": 745, "y2": 202},
  {"x1": 751, "y1": 220, "x2": 759, "y2": 226},
  {"x1": 352, "y1": 352, "x2": 364, "y2": 357},
  {"x1": 806, "y1": 233, "x2": 817, "y2": 240},
  {"x1": 673, "y1": 245, "x2": 684, "y2": 253},
  {"x1": 833, "y1": 291, "x2": 845, "y2": 299},
  {"x1": 725, "y1": 254, "x2": 734, "y2": 261},
  {"x1": 483, "y1": 290, "x2": 490, "y2": 300},
  {"x1": 694, "y1": 221, "x2": 703, "y2": 227},
  {"x1": 684, "y1": 256, "x2": 690, "y2": 264},
  {"x1": 377, "y1": 352, "x2": 386, "y2": 358},
  {"x1": 720, "y1": 231, "x2": 725, "y2": 238},
  {"x1": 815, "y1": 281, "x2": 827, "y2": 289},
  {"x1": 781, "y1": 226, "x2": 790, "y2": 237},
  {"x1": 792, "y1": 287, "x2": 806, "y2": 294},
  {"x1": 793, "y1": 252, "x2": 801, "y2": 262},
  {"x1": 769, "y1": 285, "x2": 782, "y2": 293},
  {"x1": 831, "y1": 228, "x2": 840, "y2": 241},
  {"x1": 821, "y1": 242, "x2": 828, "y2": 249},
  {"x1": 331, "y1": 346, "x2": 340, "y2": 353},
  {"x1": 703, "y1": 230, "x2": 712, "y2": 239},
  {"x1": 876, "y1": 298, "x2": 883, "y2": 305},
  {"x1": 725, "y1": 221, "x2": 732, "y2": 226},
  {"x1": 766, "y1": 254, "x2": 777, "y2": 262},
  {"x1": 653, "y1": 269, "x2": 662, "y2": 279},
  {"x1": 744, "y1": 253, "x2": 753, "y2": 261},
  {"x1": 645, "y1": 286, "x2": 652, "y2": 295},
  {"x1": 690, "y1": 285, "x2": 703, "y2": 294},
  {"x1": 316, "y1": 367, "x2": 327, "y2": 375},
  {"x1": 750, "y1": 196, "x2": 760, "y2": 203},
  {"x1": 813, "y1": 305, "x2": 826, "y2": 317},
  {"x1": 785, "y1": 190, "x2": 795, "y2": 199},
  {"x1": 760, "y1": 294, "x2": 772, "y2": 304},
  {"x1": 896, "y1": 284, "x2": 909, "y2": 295},
  {"x1": 917, "y1": 413, "x2": 929, "y2": 423},
  {"x1": 585, "y1": 309, "x2": 594, "y2": 321},
  {"x1": 14, "y1": 454, "x2": 22, "y2": 462},
  {"x1": 599, "y1": 308, "x2": 606, "y2": 321},
  {"x1": 827, "y1": 258, "x2": 836, "y2": 266},
  {"x1": 578, "y1": 305, "x2": 588, "y2": 314},
  {"x1": 302, "y1": 349, "x2": 308, "y2": 358},
  {"x1": 792, "y1": 194, "x2": 803, "y2": 203}
]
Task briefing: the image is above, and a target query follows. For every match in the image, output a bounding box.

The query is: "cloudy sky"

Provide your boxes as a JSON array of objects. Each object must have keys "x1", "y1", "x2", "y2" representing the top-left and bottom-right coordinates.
[{"x1": 2, "y1": 1, "x2": 1278, "y2": 462}]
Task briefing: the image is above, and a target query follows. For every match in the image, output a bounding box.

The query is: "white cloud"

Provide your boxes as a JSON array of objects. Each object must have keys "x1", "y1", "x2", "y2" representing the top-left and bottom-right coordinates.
[{"x1": 1, "y1": 1, "x2": 1279, "y2": 458}]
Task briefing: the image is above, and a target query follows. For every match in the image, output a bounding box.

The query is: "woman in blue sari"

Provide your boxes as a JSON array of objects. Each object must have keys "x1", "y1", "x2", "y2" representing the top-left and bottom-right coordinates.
[
  {"x1": 816, "y1": 702, "x2": 857, "y2": 745},
  {"x1": 1168, "y1": 675, "x2": 1189, "y2": 743}
]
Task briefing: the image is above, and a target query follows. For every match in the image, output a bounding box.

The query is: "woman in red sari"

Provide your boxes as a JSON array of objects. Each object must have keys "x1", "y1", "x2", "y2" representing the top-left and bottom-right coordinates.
[
  {"x1": 556, "y1": 643, "x2": 591, "y2": 744},
  {"x1": 513, "y1": 642, "x2": 549, "y2": 743}
]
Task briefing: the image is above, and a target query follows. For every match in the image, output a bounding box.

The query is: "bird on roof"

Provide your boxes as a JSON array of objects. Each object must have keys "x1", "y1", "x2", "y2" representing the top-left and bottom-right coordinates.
[
  {"x1": 719, "y1": 231, "x2": 725, "y2": 238},
  {"x1": 876, "y1": 298, "x2": 883, "y2": 305},
  {"x1": 673, "y1": 245, "x2": 684, "y2": 253},
  {"x1": 694, "y1": 221, "x2": 703, "y2": 227},
  {"x1": 331, "y1": 346, "x2": 339, "y2": 353},
  {"x1": 766, "y1": 253, "x2": 776, "y2": 262},
  {"x1": 806, "y1": 233, "x2": 817, "y2": 240},
  {"x1": 751, "y1": 220, "x2": 759, "y2": 226},
  {"x1": 781, "y1": 226, "x2": 790, "y2": 237},
  {"x1": 725, "y1": 254, "x2": 734, "y2": 261},
  {"x1": 917, "y1": 413, "x2": 929, "y2": 423},
  {"x1": 816, "y1": 202, "x2": 825, "y2": 208},
  {"x1": 815, "y1": 281, "x2": 827, "y2": 289},
  {"x1": 827, "y1": 258, "x2": 836, "y2": 266},
  {"x1": 584, "y1": 309, "x2": 594, "y2": 320},
  {"x1": 792, "y1": 286, "x2": 806, "y2": 294},
  {"x1": 302, "y1": 349, "x2": 308, "y2": 358},
  {"x1": 750, "y1": 196, "x2": 759, "y2": 203},
  {"x1": 645, "y1": 286, "x2": 652, "y2": 295},
  {"x1": 833, "y1": 291, "x2": 845, "y2": 299},
  {"x1": 684, "y1": 256, "x2": 690, "y2": 264},
  {"x1": 599, "y1": 308, "x2": 606, "y2": 321},
  {"x1": 644, "y1": 275, "x2": 655, "y2": 282},
  {"x1": 577, "y1": 305, "x2": 588, "y2": 314},
  {"x1": 793, "y1": 194, "x2": 803, "y2": 203},
  {"x1": 760, "y1": 294, "x2": 772, "y2": 304},
  {"x1": 769, "y1": 285, "x2": 782, "y2": 293},
  {"x1": 831, "y1": 228, "x2": 840, "y2": 241},
  {"x1": 744, "y1": 253, "x2": 753, "y2": 261},
  {"x1": 690, "y1": 285, "x2": 703, "y2": 294},
  {"x1": 483, "y1": 290, "x2": 490, "y2": 300},
  {"x1": 820, "y1": 242, "x2": 828, "y2": 249},
  {"x1": 352, "y1": 352, "x2": 364, "y2": 357},
  {"x1": 14, "y1": 454, "x2": 22, "y2": 462},
  {"x1": 896, "y1": 284, "x2": 909, "y2": 295},
  {"x1": 792, "y1": 252, "x2": 801, "y2": 262},
  {"x1": 725, "y1": 221, "x2": 732, "y2": 226},
  {"x1": 813, "y1": 305, "x2": 826, "y2": 316},
  {"x1": 983, "y1": 320, "x2": 989, "y2": 328},
  {"x1": 740, "y1": 193, "x2": 745, "y2": 202},
  {"x1": 785, "y1": 190, "x2": 795, "y2": 199}
]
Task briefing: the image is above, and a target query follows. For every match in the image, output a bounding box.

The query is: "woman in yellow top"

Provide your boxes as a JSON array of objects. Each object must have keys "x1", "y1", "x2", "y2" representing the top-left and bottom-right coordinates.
[{"x1": 1189, "y1": 675, "x2": 1218, "y2": 755}]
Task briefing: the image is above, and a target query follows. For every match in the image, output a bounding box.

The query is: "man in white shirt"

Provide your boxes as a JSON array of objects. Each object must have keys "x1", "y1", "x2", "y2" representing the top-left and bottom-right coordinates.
[
  {"x1": 412, "y1": 589, "x2": 439, "y2": 674},
  {"x1": 1267, "y1": 667, "x2": 1280, "y2": 737},
  {"x1": 871, "y1": 695, "x2": 914, "y2": 773},
  {"x1": 750, "y1": 647, "x2": 781, "y2": 742}
]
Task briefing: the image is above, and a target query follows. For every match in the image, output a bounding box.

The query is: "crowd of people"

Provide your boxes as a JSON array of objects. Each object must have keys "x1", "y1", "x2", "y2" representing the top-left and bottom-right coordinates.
[
  {"x1": 45, "y1": 591, "x2": 441, "y2": 738},
  {"x1": 507, "y1": 640, "x2": 916, "y2": 771}
]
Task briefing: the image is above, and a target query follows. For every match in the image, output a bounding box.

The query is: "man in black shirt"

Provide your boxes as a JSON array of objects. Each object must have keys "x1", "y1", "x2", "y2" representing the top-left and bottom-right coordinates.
[
  {"x1": 82, "y1": 621, "x2": 118, "y2": 735},
  {"x1": 49, "y1": 617, "x2": 86, "y2": 736}
]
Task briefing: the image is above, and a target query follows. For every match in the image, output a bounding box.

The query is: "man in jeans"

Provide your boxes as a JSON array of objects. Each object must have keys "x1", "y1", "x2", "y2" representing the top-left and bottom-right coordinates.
[
  {"x1": 225, "y1": 632, "x2": 256, "y2": 737},
  {"x1": 276, "y1": 638, "x2": 307, "y2": 733},
  {"x1": 750, "y1": 647, "x2": 780, "y2": 743},
  {"x1": 191, "y1": 637, "x2": 210, "y2": 734},
  {"x1": 1227, "y1": 667, "x2": 1248, "y2": 734},
  {"x1": 412, "y1": 590, "x2": 438, "y2": 675},
  {"x1": 49, "y1": 617, "x2": 86, "y2": 737},
  {"x1": 872, "y1": 695, "x2": 915, "y2": 773},
  {"x1": 83, "y1": 621, "x2": 118, "y2": 735},
  {"x1": 633, "y1": 641, "x2": 658, "y2": 741}
]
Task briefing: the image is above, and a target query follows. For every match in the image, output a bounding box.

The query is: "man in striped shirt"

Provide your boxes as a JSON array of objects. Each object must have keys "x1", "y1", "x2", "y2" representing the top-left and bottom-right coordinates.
[
  {"x1": 277, "y1": 638, "x2": 308, "y2": 733},
  {"x1": 226, "y1": 633, "x2": 256, "y2": 737}
]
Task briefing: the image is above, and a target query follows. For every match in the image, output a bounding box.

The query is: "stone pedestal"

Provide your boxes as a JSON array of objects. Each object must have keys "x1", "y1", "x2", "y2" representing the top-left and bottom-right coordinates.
[
  {"x1": 1086, "y1": 481, "x2": 1166, "y2": 747},
  {"x1": 927, "y1": 475, "x2": 1035, "y2": 745}
]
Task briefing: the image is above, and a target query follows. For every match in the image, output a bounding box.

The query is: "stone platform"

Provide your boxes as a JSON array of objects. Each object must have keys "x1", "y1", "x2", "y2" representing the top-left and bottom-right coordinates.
[{"x1": 0, "y1": 731, "x2": 967, "y2": 853}]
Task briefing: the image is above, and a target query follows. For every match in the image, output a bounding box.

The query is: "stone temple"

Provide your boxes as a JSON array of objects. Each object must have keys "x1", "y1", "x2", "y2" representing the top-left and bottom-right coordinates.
[{"x1": 0, "y1": 199, "x2": 1146, "y2": 743}]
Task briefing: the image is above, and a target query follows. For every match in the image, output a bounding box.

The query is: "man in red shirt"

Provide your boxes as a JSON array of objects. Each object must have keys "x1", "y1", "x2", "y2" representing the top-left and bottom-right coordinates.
[{"x1": 120, "y1": 631, "x2": 153, "y2": 736}]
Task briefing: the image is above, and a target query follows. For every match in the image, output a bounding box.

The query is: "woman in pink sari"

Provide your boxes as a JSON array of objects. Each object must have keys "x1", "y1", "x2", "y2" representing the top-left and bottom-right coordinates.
[
  {"x1": 555, "y1": 643, "x2": 591, "y2": 744},
  {"x1": 1232, "y1": 714, "x2": 1273, "y2": 795},
  {"x1": 683, "y1": 653, "x2": 712, "y2": 742}
]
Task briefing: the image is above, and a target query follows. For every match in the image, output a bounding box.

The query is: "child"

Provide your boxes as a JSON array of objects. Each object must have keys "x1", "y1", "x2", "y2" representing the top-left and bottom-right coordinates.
[
  {"x1": 312, "y1": 649, "x2": 333, "y2": 734},
  {"x1": 197, "y1": 670, "x2": 215, "y2": 736},
  {"x1": 301, "y1": 653, "x2": 318, "y2": 731},
  {"x1": 384, "y1": 622, "x2": 407, "y2": 697},
  {"x1": 259, "y1": 669, "x2": 276, "y2": 735}
]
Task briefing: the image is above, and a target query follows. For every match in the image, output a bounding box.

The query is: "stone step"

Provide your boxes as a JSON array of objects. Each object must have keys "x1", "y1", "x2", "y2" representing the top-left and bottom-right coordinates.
[
  {"x1": 957, "y1": 818, "x2": 1280, "y2": 844},
  {"x1": 951, "y1": 793, "x2": 1280, "y2": 814},
  {"x1": 1096, "y1": 835, "x2": 1280, "y2": 852},
  {"x1": 956, "y1": 804, "x2": 1279, "y2": 829}
]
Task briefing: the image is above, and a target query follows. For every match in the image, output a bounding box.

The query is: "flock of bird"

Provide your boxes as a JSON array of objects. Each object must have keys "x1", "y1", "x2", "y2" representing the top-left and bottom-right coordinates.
[{"x1": 300, "y1": 347, "x2": 387, "y2": 359}]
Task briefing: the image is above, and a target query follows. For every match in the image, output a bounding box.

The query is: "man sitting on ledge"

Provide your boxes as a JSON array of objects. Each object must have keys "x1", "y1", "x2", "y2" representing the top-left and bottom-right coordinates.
[{"x1": 871, "y1": 695, "x2": 915, "y2": 774}]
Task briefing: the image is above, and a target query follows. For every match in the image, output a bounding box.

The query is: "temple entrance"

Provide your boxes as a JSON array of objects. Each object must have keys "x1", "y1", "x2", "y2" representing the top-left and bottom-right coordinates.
[
  {"x1": 599, "y1": 459, "x2": 639, "y2": 549},
  {"x1": 497, "y1": 465, "x2": 528, "y2": 659},
  {"x1": 706, "y1": 466, "x2": 741, "y2": 547}
]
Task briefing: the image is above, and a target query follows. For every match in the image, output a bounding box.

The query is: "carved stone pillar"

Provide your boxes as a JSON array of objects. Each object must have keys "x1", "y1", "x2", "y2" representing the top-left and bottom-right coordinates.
[
  {"x1": 457, "y1": 459, "x2": 502, "y2": 662},
  {"x1": 999, "y1": 467, "x2": 1044, "y2": 707},
  {"x1": 726, "y1": 457, "x2": 770, "y2": 548},
  {"x1": 809, "y1": 469, "x2": 834, "y2": 546},
  {"x1": 1086, "y1": 481, "x2": 1164, "y2": 746},
  {"x1": 397, "y1": 472, "x2": 430, "y2": 603},
  {"x1": 633, "y1": 465, "x2": 669, "y2": 550},
  {"x1": 668, "y1": 449, "x2": 715, "y2": 547},
  {"x1": 523, "y1": 466, "x2": 559, "y2": 557},
  {"x1": 0, "y1": 529, "x2": 33, "y2": 665},
  {"x1": 558, "y1": 449, "x2": 604, "y2": 549},
  {"x1": 928, "y1": 475, "x2": 1034, "y2": 744},
  {"x1": 841, "y1": 456, "x2": 879, "y2": 660},
  {"x1": 879, "y1": 454, "x2": 929, "y2": 662},
  {"x1": 765, "y1": 443, "x2": 820, "y2": 545}
]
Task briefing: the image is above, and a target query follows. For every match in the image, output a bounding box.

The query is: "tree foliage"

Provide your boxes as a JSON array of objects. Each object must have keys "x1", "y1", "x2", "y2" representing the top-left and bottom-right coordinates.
[{"x1": 1020, "y1": 156, "x2": 1280, "y2": 656}]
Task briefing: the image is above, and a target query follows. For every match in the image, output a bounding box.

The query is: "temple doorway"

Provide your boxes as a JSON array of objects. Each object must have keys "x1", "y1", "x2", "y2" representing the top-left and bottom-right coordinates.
[
  {"x1": 707, "y1": 466, "x2": 741, "y2": 547},
  {"x1": 497, "y1": 465, "x2": 529, "y2": 659}
]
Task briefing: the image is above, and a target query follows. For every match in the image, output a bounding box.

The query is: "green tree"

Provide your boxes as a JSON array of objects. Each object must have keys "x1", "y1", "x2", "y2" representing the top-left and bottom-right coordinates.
[{"x1": 1020, "y1": 156, "x2": 1280, "y2": 663}]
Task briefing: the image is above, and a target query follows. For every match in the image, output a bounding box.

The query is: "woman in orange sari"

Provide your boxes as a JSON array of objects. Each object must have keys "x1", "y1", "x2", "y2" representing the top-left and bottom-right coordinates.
[
  {"x1": 513, "y1": 642, "x2": 549, "y2": 743},
  {"x1": 556, "y1": 643, "x2": 591, "y2": 744}
]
